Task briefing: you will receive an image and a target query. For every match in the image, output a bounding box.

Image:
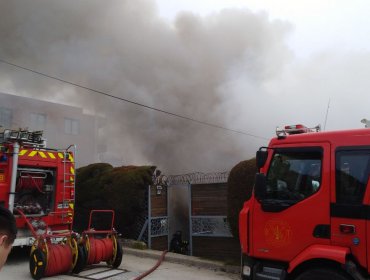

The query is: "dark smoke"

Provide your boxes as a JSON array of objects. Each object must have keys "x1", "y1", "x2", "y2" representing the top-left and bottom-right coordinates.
[{"x1": 0, "y1": 0, "x2": 292, "y2": 173}]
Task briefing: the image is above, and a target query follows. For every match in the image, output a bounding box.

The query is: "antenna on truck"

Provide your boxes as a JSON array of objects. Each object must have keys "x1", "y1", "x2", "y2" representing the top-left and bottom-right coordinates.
[{"x1": 323, "y1": 98, "x2": 330, "y2": 131}]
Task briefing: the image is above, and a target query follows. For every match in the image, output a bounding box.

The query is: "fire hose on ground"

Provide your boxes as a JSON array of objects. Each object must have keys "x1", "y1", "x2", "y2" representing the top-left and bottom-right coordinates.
[{"x1": 132, "y1": 250, "x2": 168, "y2": 280}]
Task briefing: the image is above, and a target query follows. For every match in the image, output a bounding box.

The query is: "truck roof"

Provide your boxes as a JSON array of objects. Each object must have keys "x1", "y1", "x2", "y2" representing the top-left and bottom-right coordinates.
[{"x1": 270, "y1": 128, "x2": 370, "y2": 147}]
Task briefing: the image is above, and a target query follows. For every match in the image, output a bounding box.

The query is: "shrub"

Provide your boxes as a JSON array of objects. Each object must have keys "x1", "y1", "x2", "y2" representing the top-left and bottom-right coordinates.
[
  {"x1": 74, "y1": 163, "x2": 156, "y2": 238},
  {"x1": 227, "y1": 158, "x2": 256, "y2": 239}
]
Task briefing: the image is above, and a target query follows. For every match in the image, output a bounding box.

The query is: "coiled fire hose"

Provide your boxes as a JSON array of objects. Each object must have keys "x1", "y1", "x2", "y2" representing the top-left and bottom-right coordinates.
[
  {"x1": 43, "y1": 243, "x2": 74, "y2": 277},
  {"x1": 132, "y1": 250, "x2": 168, "y2": 280},
  {"x1": 86, "y1": 236, "x2": 114, "y2": 264},
  {"x1": 16, "y1": 209, "x2": 78, "y2": 279}
]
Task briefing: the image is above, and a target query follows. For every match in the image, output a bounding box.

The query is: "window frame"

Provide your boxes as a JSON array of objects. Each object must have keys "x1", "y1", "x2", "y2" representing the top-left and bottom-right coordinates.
[
  {"x1": 29, "y1": 112, "x2": 47, "y2": 131},
  {"x1": 335, "y1": 147, "x2": 370, "y2": 205},
  {"x1": 64, "y1": 118, "x2": 80, "y2": 135},
  {"x1": 264, "y1": 146, "x2": 323, "y2": 205},
  {"x1": 0, "y1": 107, "x2": 12, "y2": 128}
]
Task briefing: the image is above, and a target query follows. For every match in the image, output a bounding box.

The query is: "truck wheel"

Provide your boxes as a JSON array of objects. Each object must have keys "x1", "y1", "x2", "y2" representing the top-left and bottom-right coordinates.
[{"x1": 295, "y1": 268, "x2": 352, "y2": 280}]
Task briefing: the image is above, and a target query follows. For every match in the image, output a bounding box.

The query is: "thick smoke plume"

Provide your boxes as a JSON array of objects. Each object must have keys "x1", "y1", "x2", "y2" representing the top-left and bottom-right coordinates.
[{"x1": 0, "y1": 0, "x2": 292, "y2": 173}]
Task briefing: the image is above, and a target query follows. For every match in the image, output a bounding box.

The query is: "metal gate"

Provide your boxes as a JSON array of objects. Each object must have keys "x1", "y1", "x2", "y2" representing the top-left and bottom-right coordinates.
[
  {"x1": 137, "y1": 173, "x2": 169, "y2": 251},
  {"x1": 139, "y1": 171, "x2": 233, "y2": 257},
  {"x1": 167, "y1": 172, "x2": 231, "y2": 256}
]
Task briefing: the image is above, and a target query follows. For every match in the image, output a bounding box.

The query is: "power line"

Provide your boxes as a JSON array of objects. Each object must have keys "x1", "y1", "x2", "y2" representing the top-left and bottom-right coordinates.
[{"x1": 0, "y1": 58, "x2": 268, "y2": 140}]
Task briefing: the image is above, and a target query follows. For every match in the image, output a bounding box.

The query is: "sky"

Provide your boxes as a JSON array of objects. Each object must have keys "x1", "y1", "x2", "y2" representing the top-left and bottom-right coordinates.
[
  {"x1": 156, "y1": 0, "x2": 370, "y2": 59},
  {"x1": 0, "y1": 0, "x2": 370, "y2": 173}
]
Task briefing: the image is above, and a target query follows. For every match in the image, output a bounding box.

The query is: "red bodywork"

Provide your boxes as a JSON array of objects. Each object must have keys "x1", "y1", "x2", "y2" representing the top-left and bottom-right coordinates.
[
  {"x1": 239, "y1": 128, "x2": 370, "y2": 276},
  {"x1": 0, "y1": 142, "x2": 75, "y2": 245}
]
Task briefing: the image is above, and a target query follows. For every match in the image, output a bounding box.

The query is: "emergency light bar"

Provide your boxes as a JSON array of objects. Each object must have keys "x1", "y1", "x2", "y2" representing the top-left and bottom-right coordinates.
[
  {"x1": 276, "y1": 124, "x2": 321, "y2": 138},
  {"x1": 0, "y1": 129, "x2": 46, "y2": 146},
  {"x1": 9, "y1": 130, "x2": 20, "y2": 139},
  {"x1": 19, "y1": 130, "x2": 29, "y2": 141}
]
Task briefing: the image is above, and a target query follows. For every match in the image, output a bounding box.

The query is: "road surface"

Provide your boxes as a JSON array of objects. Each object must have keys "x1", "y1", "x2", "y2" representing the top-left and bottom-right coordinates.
[{"x1": 3, "y1": 247, "x2": 238, "y2": 280}]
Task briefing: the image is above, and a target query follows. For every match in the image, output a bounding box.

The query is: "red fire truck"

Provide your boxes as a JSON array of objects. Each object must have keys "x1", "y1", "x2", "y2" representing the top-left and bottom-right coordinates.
[
  {"x1": 240, "y1": 125, "x2": 370, "y2": 280},
  {"x1": 0, "y1": 128, "x2": 75, "y2": 247},
  {"x1": 0, "y1": 128, "x2": 122, "y2": 279}
]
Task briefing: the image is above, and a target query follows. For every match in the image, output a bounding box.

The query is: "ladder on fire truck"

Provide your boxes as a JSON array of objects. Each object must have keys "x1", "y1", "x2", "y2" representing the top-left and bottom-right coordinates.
[{"x1": 61, "y1": 144, "x2": 76, "y2": 225}]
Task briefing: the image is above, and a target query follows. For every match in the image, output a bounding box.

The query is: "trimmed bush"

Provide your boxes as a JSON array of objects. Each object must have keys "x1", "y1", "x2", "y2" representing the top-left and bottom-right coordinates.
[
  {"x1": 74, "y1": 163, "x2": 155, "y2": 238},
  {"x1": 227, "y1": 158, "x2": 256, "y2": 239}
]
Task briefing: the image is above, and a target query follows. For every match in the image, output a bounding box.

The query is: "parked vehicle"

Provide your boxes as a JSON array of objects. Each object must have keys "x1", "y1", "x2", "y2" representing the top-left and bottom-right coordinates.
[{"x1": 240, "y1": 124, "x2": 370, "y2": 280}]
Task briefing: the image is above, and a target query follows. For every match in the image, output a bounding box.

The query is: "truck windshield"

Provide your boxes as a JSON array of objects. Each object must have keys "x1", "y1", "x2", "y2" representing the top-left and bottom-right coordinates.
[{"x1": 266, "y1": 148, "x2": 322, "y2": 203}]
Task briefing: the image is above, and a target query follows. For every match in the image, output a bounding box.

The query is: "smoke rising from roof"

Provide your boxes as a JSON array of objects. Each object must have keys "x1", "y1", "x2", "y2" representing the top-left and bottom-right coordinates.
[{"x1": 0, "y1": 0, "x2": 302, "y2": 172}]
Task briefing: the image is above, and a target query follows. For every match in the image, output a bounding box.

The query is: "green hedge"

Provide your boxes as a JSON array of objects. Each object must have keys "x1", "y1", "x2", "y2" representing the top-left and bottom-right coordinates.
[
  {"x1": 74, "y1": 163, "x2": 155, "y2": 238},
  {"x1": 227, "y1": 158, "x2": 256, "y2": 239}
]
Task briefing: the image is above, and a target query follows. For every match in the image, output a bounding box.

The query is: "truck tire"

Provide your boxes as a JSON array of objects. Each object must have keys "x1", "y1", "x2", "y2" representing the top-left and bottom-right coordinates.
[{"x1": 295, "y1": 268, "x2": 352, "y2": 280}]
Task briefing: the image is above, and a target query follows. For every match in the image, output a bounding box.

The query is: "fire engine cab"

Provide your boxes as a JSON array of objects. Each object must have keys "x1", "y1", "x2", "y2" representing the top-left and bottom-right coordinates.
[
  {"x1": 0, "y1": 128, "x2": 75, "y2": 247},
  {"x1": 240, "y1": 125, "x2": 370, "y2": 280}
]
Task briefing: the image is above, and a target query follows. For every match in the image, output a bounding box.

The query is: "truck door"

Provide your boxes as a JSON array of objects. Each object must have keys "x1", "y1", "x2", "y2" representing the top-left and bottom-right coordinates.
[
  {"x1": 251, "y1": 144, "x2": 330, "y2": 261},
  {"x1": 331, "y1": 148, "x2": 370, "y2": 270}
]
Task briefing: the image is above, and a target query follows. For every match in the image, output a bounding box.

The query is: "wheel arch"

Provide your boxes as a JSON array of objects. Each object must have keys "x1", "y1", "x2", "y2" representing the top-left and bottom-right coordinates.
[
  {"x1": 289, "y1": 258, "x2": 351, "y2": 279},
  {"x1": 288, "y1": 244, "x2": 350, "y2": 274}
]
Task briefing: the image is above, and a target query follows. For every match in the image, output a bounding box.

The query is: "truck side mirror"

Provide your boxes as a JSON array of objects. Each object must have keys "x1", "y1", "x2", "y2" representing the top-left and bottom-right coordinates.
[
  {"x1": 254, "y1": 173, "x2": 267, "y2": 201},
  {"x1": 256, "y1": 150, "x2": 268, "y2": 169}
]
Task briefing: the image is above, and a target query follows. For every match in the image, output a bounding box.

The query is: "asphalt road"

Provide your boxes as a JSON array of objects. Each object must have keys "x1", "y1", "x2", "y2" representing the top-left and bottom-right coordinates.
[{"x1": 2, "y1": 247, "x2": 239, "y2": 280}]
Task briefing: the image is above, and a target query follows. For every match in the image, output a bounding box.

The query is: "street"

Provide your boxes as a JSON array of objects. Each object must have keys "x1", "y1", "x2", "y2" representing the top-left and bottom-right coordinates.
[{"x1": 2, "y1": 247, "x2": 238, "y2": 280}]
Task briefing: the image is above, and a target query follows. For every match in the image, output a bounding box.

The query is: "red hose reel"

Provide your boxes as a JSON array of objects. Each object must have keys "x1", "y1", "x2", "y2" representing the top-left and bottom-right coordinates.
[
  {"x1": 17, "y1": 172, "x2": 46, "y2": 193},
  {"x1": 29, "y1": 236, "x2": 79, "y2": 280},
  {"x1": 25, "y1": 209, "x2": 122, "y2": 279},
  {"x1": 78, "y1": 210, "x2": 123, "y2": 269}
]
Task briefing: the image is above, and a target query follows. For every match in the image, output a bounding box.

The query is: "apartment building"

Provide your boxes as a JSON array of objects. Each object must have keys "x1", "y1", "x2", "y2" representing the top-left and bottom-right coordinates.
[{"x1": 0, "y1": 92, "x2": 100, "y2": 167}]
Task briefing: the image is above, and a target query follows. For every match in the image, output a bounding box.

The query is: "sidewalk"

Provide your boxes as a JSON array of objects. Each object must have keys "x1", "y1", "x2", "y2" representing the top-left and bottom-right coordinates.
[{"x1": 122, "y1": 246, "x2": 240, "y2": 275}]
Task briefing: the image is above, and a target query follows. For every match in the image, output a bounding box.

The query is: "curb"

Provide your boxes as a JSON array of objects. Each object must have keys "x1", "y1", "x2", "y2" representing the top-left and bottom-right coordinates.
[{"x1": 123, "y1": 246, "x2": 240, "y2": 274}]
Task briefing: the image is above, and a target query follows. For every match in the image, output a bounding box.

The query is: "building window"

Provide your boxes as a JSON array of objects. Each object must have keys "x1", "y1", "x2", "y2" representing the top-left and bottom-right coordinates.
[
  {"x1": 64, "y1": 118, "x2": 80, "y2": 135},
  {"x1": 30, "y1": 113, "x2": 47, "y2": 131},
  {"x1": 0, "y1": 107, "x2": 12, "y2": 128}
]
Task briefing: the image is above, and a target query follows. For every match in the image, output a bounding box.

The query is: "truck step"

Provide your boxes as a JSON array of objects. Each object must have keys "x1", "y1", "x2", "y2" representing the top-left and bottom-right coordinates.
[{"x1": 255, "y1": 266, "x2": 286, "y2": 280}]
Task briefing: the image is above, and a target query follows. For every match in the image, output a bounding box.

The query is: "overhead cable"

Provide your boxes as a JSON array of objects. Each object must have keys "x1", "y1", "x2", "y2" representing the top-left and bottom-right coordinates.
[{"x1": 0, "y1": 58, "x2": 268, "y2": 140}]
